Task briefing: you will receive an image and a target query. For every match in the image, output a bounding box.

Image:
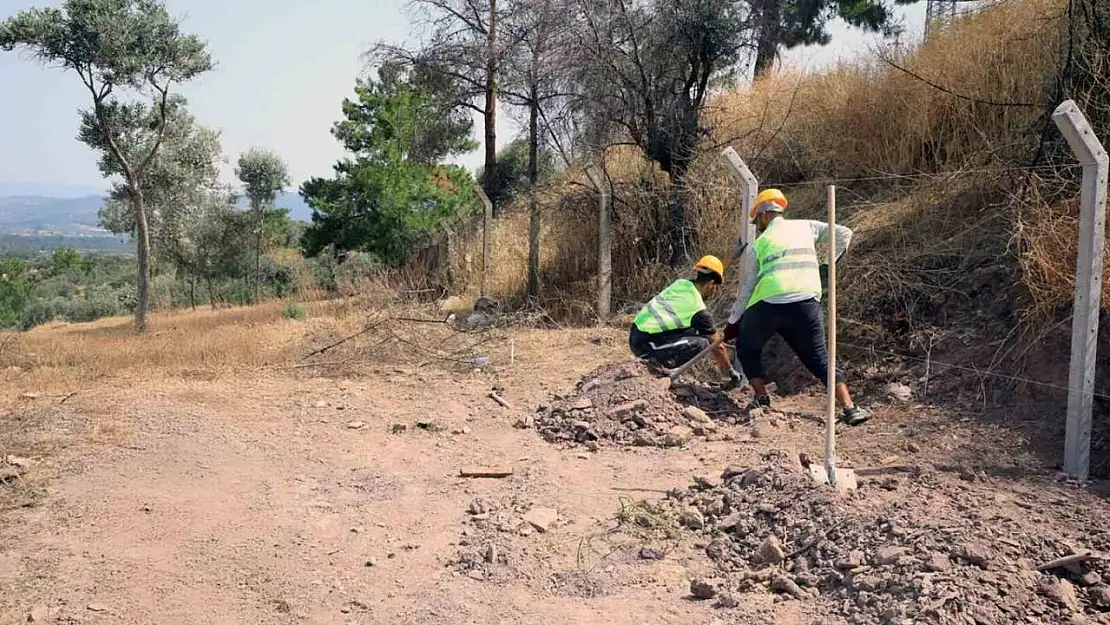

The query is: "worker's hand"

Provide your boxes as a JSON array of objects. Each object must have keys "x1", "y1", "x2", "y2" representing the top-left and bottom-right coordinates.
[{"x1": 723, "y1": 319, "x2": 740, "y2": 343}]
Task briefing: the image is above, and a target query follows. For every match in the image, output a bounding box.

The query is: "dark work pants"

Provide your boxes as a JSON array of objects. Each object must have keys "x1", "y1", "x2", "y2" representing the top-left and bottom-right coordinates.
[
  {"x1": 735, "y1": 298, "x2": 844, "y2": 387},
  {"x1": 629, "y1": 327, "x2": 710, "y2": 369}
]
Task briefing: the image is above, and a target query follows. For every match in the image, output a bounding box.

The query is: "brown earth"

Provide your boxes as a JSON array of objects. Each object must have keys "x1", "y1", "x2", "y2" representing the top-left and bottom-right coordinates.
[{"x1": 1, "y1": 317, "x2": 1108, "y2": 625}]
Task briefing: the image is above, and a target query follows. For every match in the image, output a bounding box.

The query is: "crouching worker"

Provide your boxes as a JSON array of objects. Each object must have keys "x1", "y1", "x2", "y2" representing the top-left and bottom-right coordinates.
[
  {"x1": 629, "y1": 255, "x2": 745, "y2": 387},
  {"x1": 723, "y1": 188, "x2": 871, "y2": 425}
]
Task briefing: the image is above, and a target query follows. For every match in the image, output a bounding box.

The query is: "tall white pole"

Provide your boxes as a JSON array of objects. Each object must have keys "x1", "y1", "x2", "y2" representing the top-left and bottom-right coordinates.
[{"x1": 825, "y1": 185, "x2": 838, "y2": 486}]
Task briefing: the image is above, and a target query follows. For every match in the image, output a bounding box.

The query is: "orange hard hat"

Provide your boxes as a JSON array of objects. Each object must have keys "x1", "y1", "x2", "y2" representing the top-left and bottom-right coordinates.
[
  {"x1": 750, "y1": 188, "x2": 788, "y2": 221},
  {"x1": 693, "y1": 255, "x2": 725, "y2": 283}
]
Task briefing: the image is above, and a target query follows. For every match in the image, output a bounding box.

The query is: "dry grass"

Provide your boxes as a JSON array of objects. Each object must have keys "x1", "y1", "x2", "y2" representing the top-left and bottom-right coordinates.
[
  {"x1": 427, "y1": 0, "x2": 1098, "y2": 347},
  {"x1": 0, "y1": 300, "x2": 358, "y2": 394}
]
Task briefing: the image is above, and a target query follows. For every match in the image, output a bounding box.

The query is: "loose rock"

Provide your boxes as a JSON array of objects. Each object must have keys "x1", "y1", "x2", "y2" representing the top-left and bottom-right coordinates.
[
  {"x1": 523, "y1": 507, "x2": 559, "y2": 533},
  {"x1": 757, "y1": 535, "x2": 785, "y2": 565},
  {"x1": 526, "y1": 362, "x2": 743, "y2": 448},
  {"x1": 690, "y1": 579, "x2": 720, "y2": 599}
]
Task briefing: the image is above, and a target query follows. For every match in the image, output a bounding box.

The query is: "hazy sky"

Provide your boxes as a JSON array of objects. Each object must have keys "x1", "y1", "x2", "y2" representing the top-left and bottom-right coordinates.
[{"x1": 0, "y1": 0, "x2": 926, "y2": 197}]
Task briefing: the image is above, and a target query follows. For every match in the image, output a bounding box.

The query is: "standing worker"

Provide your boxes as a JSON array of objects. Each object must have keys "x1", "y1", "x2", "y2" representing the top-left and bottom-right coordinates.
[
  {"x1": 723, "y1": 189, "x2": 871, "y2": 425},
  {"x1": 630, "y1": 255, "x2": 745, "y2": 387}
]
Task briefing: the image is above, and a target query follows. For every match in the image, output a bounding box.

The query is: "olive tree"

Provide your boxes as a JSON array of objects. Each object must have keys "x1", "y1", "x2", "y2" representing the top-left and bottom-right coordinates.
[{"x1": 0, "y1": 0, "x2": 212, "y2": 332}]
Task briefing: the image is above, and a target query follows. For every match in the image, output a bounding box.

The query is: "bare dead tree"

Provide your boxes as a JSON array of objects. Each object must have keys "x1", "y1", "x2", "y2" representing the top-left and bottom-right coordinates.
[
  {"x1": 558, "y1": 0, "x2": 755, "y2": 266},
  {"x1": 499, "y1": 0, "x2": 581, "y2": 297}
]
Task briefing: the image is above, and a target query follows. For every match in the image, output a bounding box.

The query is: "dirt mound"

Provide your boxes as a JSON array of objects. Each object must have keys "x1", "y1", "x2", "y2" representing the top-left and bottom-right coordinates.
[
  {"x1": 521, "y1": 361, "x2": 747, "y2": 448},
  {"x1": 650, "y1": 450, "x2": 1110, "y2": 624}
]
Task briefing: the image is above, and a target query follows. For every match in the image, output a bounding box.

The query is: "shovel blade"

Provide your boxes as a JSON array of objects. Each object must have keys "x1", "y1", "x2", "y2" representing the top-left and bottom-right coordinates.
[{"x1": 807, "y1": 464, "x2": 858, "y2": 491}]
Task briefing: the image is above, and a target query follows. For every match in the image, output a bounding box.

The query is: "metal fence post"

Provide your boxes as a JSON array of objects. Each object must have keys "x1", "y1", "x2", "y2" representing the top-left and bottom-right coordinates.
[{"x1": 1052, "y1": 99, "x2": 1109, "y2": 481}]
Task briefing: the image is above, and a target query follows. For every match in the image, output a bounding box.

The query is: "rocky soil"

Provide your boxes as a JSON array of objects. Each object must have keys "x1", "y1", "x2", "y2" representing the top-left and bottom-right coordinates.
[
  {"x1": 520, "y1": 362, "x2": 749, "y2": 448},
  {"x1": 654, "y1": 449, "x2": 1110, "y2": 624}
]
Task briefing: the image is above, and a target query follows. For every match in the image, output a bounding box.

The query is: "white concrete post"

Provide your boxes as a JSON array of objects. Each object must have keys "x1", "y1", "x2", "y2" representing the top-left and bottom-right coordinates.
[
  {"x1": 825, "y1": 185, "x2": 839, "y2": 486},
  {"x1": 1052, "y1": 99, "x2": 1109, "y2": 481},
  {"x1": 720, "y1": 147, "x2": 758, "y2": 256},
  {"x1": 720, "y1": 148, "x2": 759, "y2": 331},
  {"x1": 585, "y1": 166, "x2": 612, "y2": 322},
  {"x1": 587, "y1": 166, "x2": 613, "y2": 322},
  {"x1": 474, "y1": 187, "x2": 494, "y2": 298}
]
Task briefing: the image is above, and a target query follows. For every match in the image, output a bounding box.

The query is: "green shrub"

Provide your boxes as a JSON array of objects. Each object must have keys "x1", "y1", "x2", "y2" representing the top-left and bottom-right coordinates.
[{"x1": 281, "y1": 301, "x2": 306, "y2": 320}]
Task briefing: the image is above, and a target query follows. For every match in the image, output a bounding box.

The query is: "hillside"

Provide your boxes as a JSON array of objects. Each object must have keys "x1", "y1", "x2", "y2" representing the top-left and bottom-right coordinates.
[{"x1": 0, "y1": 190, "x2": 314, "y2": 235}]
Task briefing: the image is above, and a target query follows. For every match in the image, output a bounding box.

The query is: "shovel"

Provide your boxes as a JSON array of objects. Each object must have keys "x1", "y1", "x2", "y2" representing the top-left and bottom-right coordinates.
[
  {"x1": 809, "y1": 185, "x2": 857, "y2": 490},
  {"x1": 657, "y1": 334, "x2": 743, "y2": 389}
]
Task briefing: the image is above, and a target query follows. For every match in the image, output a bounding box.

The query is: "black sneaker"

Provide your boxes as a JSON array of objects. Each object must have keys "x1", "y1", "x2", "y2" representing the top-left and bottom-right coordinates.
[{"x1": 840, "y1": 405, "x2": 871, "y2": 426}]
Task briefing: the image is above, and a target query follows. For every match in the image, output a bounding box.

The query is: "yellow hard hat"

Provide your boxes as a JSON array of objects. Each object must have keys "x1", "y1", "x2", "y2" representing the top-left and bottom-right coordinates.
[
  {"x1": 693, "y1": 255, "x2": 725, "y2": 283},
  {"x1": 750, "y1": 188, "x2": 788, "y2": 221}
]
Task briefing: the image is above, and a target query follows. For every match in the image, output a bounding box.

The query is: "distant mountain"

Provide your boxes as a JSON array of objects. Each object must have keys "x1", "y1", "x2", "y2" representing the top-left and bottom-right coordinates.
[
  {"x1": 238, "y1": 192, "x2": 313, "y2": 222},
  {"x1": 0, "y1": 191, "x2": 313, "y2": 235}
]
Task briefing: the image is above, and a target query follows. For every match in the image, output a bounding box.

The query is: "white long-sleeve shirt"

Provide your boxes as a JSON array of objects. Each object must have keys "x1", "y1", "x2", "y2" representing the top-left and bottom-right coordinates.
[{"x1": 727, "y1": 217, "x2": 853, "y2": 324}]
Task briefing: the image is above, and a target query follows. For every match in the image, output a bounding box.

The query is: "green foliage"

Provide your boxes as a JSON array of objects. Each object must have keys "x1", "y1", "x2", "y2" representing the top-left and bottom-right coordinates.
[
  {"x1": 0, "y1": 258, "x2": 29, "y2": 328},
  {"x1": 48, "y1": 247, "x2": 81, "y2": 274},
  {"x1": 332, "y1": 61, "x2": 478, "y2": 165},
  {"x1": 301, "y1": 62, "x2": 478, "y2": 264},
  {"x1": 0, "y1": 0, "x2": 214, "y2": 331},
  {"x1": 479, "y1": 139, "x2": 557, "y2": 206},
  {"x1": 281, "y1": 301, "x2": 306, "y2": 320},
  {"x1": 236, "y1": 149, "x2": 291, "y2": 211}
]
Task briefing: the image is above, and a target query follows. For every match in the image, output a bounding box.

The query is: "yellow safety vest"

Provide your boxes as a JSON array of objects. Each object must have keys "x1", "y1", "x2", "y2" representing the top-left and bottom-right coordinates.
[
  {"x1": 633, "y1": 279, "x2": 706, "y2": 334},
  {"x1": 747, "y1": 218, "x2": 822, "y2": 308}
]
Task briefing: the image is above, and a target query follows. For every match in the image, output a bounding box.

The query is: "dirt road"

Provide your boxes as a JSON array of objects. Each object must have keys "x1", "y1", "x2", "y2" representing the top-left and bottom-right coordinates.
[{"x1": 1, "y1": 324, "x2": 1107, "y2": 624}]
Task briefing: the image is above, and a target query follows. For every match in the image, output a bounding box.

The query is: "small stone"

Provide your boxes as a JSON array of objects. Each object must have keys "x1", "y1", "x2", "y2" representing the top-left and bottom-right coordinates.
[
  {"x1": 923, "y1": 552, "x2": 951, "y2": 572},
  {"x1": 690, "y1": 579, "x2": 719, "y2": 600},
  {"x1": 523, "y1": 507, "x2": 558, "y2": 533},
  {"x1": 6, "y1": 455, "x2": 31, "y2": 468},
  {"x1": 27, "y1": 605, "x2": 52, "y2": 622},
  {"x1": 571, "y1": 397, "x2": 593, "y2": 410},
  {"x1": 836, "y1": 551, "x2": 865, "y2": 569},
  {"x1": 885, "y1": 382, "x2": 912, "y2": 402},
  {"x1": 905, "y1": 441, "x2": 921, "y2": 453},
  {"x1": 639, "y1": 546, "x2": 664, "y2": 560},
  {"x1": 390, "y1": 423, "x2": 408, "y2": 434},
  {"x1": 771, "y1": 575, "x2": 807, "y2": 599},
  {"x1": 1090, "y1": 585, "x2": 1110, "y2": 607},
  {"x1": 693, "y1": 474, "x2": 720, "y2": 490},
  {"x1": 953, "y1": 543, "x2": 993, "y2": 568},
  {"x1": 87, "y1": 603, "x2": 109, "y2": 613},
  {"x1": 607, "y1": 400, "x2": 648, "y2": 420},
  {"x1": 314, "y1": 400, "x2": 328, "y2": 408},
  {"x1": 664, "y1": 426, "x2": 693, "y2": 447},
  {"x1": 1040, "y1": 578, "x2": 1081, "y2": 612},
  {"x1": 874, "y1": 546, "x2": 910, "y2": 565},
  {"x1": 346, "y1": 421, "x2": 366, "y2": 430},
  {"x1": 468, "y1": 499, "x2": 489, "y2": 515},
  {"x1": 758, "y1": 535, "x2": 785, "y2": 565},
  {"x1": 714, "y1": 593, "x2": 740, "y2": 608},
  {"x1": 679, "y1": 511, "x2": 705, "y2": 530},
  {"x1": 751, "y1": 425, "x2": 769, "y2": 439},
  {"x1": 683, "y1": 405, "x2": 710, "y2": 423},
  {"x1": 721, "y1": 465, "x2": 747, "y2": 480},
  {"x1": 1079, "y1": 571, "x2": 1101, "y2": 587}
]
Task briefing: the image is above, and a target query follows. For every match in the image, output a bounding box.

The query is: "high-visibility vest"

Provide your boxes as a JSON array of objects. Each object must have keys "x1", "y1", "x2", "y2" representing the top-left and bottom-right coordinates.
[
  {"x1": 747, "y1": 218, "x2": 822, "y2": 308},
  {"x1": 633, "y1": 279, "x2": 706, "y2": 334}
]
